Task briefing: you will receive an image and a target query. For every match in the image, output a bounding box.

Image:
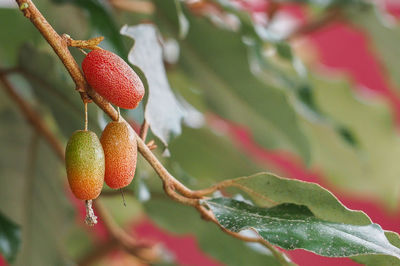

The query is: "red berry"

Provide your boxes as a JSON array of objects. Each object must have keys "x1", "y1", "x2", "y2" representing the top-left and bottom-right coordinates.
[
  {"x1": 82, "y1": 49, "x2": 145, "y2": 109},
  {"x1": 100, "y1": 121, "x2": 137, "y2": 189}
]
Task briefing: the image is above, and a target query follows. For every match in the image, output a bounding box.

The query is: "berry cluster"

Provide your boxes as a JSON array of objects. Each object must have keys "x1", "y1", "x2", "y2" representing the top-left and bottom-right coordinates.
[{"x1": 65, "y1": 49, "x2": 144, "y2": 203}]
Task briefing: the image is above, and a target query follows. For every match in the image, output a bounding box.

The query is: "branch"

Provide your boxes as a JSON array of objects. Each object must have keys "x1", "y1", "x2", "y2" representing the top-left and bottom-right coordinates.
[
  {"x1": 14, "y1": 1, "x2": 289, "y2": 264},
  {"x1": 139, "y1": 119, "x2": 157, "y2": 150},
  {"x1": 66, "y1": 36, "x2": 104, "y2": 50},
  {"x1": 139, "y1": 119, "x2": 149, "y2": 141},
  {"x1": 15, "y1": 0, "x2": 89, "y2": 102}
]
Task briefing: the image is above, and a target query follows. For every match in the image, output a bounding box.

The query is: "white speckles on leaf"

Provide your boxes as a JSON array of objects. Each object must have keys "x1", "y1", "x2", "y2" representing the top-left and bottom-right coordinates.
[{"x1": 206, "y1": 198, "x2": 400, "y2": 260}]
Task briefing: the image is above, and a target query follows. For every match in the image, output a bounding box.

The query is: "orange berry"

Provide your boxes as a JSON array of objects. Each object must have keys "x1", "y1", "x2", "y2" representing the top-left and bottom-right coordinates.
[
  {"x1": 65, "y1": 130, "x2": 105, "y2": 200},
  {"x1": 100, "y1": 121, "x2": 137, "y2": 189}
]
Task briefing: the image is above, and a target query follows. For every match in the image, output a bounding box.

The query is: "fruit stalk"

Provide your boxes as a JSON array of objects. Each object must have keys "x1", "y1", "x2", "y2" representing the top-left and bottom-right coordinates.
[{"x1": 85, "y1": 200, "x2": 97, "y2": 226}]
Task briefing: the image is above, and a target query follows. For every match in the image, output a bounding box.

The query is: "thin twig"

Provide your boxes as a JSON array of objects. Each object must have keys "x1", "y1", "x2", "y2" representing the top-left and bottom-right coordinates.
[
  {"x1": 1, "y1": 67, "x2": 82, "y2": 115},
  {"x1": 65, "y1": 35, "x2": 104, "y2": 50},
  {"x1": 84, "y1": 102, "x2": 88, "y2": 131},
  {"x1": 140, "y1": 120, "x2": 157, "y2": 149},
  {"x1": 222, "y1": 228, "x2": 290, "y2": 265},
  {"x1": 134, "y1": 137, "x2": 197, "y2": 202},
  {"x1": 15, "y1": 0, "x2": 90, "y2": 102},
  {"x1": 0, "y1": 67, "x2": 20, "y2": 75},
  {"x1": 196, "y1": 205, "x2": 290, "y2": 265},
  {"x1": 139, "y1": 119, "x2": 149, "y2": 141},
  {"x1": 101, "y1": 189, "x2": 135, "y2": 197}
]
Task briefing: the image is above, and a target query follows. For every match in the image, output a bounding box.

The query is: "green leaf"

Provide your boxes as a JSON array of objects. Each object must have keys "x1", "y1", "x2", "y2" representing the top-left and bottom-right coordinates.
[
  {"x1": 352, "y1": 231, "x2": 400, "y2": 266},
  {"x1": 0, "y1": 87, "x2": 75, "y2": 266},
  {"x1": 303, "y1": 75, "x2": 400, "y2": 209},
  {"x1": 201, "y1": 172, "x2": 400, "y2": 264},
  {"x1": 154, "y1": 0, "x2": 311, "y2": 161},
  {"x1": 174, "y1": 0, "x2": 189, "y2": 39},
  {"x1": 276, "y1": 42, "x2": 294, "y2": 61},
  {"x1": 349, "y1": 6, "x2": 400, "y2": 91},
  {"x1": 121, "y1": 24, "x2": 204, "y2": 147},
  {"x1": 219, "y1": 172, "x2": 371, "y2": 225},
  {"x1": 0, "y1": 212, "x2": 21, "y2": 263},
  {"x1": 206, "y1": 198, "x2": 400, "y2": 259},
  {"x1": 0, "y1": 8, "x2": 40, "y2": 66}
]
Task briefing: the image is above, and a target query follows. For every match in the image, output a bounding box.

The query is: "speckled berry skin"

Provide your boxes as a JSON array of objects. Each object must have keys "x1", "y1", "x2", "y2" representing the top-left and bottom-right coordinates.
[
  {"x1": 65, "y1": 130, "x2": 105, "y2": 200},
  {"x1": 100, "y1": 121, "x2": 137, "y2": 189},
  {"x1": 82, "y1": 49, "x2": 145, "y2": 109}
]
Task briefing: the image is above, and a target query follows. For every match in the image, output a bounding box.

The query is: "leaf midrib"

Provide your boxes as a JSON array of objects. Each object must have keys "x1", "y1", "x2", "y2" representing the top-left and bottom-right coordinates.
[{"x1": 208, "y1": 200, "x2": 400, "y2": 259}]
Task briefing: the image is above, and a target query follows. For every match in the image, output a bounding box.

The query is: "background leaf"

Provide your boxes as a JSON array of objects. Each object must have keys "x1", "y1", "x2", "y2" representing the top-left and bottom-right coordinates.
[
  {"x1": 174, "y1": 0, "x2": 189, "y2": 39},
  {"x1": 0, "y1": 85, "x2": 75, "y2": 266},
  {"x1": 18, "y1": 44, "x2": 100, "y2": 138},
  {"x1": 302, "y1": 74, "x2": 400, "y2": 209},
  {"x1": 0, "y1": 212, "x2": 21, "y2": 263},
  {"x1": 0, "y1": 8, "x2": 40, "y2": 66},
  {"x1": 53, "y1": 0, "x2": 126, "y2": 56},
  {"x1": 121, "y1": 24, "x2": 203, "y2": 148},
  {"x1": 154, "y1": 0, "x2": 311, "y2": 161},
  {"x1": 349, "y1": 6, "x2": 400, "y2": 91}
]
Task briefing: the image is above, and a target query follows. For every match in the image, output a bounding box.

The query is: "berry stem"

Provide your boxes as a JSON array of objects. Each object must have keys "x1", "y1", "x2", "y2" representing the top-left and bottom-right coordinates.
[
  {"x1": 79, "y1": 48, "x2": 87, "y2": 55},
  {"x1": 85, "y1": 200, "x2": 98, "y2": 226},
  {"x1": 139, "y1": 119, "x2": 149, "y2": 141},
  {"x1": 64, "y1": 35, "x2": 104, "y2": 50},
  {"x1": 84, "y1": 102, "x2": 88, "y2": 131},
  {"x1": 120, "y1": 188, "x2": 127, "y2": 207},
  {"x1": 117, "y1": 107, "x2": 121, "y2": 122}
]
